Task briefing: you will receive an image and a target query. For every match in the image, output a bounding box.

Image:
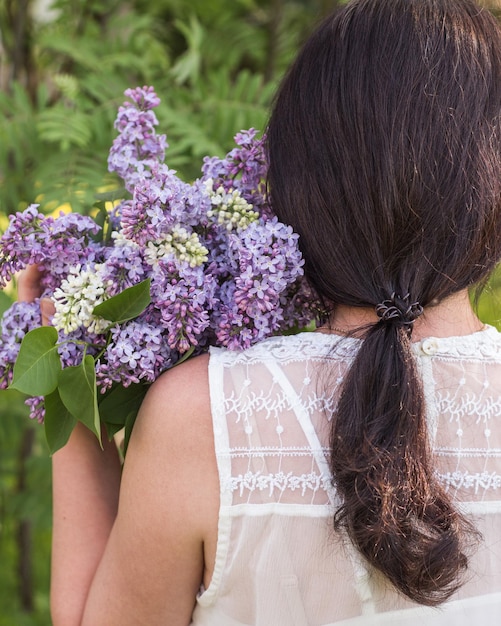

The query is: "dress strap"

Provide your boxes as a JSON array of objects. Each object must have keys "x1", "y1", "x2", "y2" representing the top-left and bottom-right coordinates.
[{"x1": 264, "y1": 360, "x2": 339, "y2": 508}]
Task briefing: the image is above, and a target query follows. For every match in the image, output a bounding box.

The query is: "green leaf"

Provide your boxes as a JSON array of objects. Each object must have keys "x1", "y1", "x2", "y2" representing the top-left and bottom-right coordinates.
[
  {"x1": 99, "y1": 382, "x2": 148, "y2": 438},
  {"x1": 44, "y1": 389, "x2": 77, "y2": 454},
  {"x1": 90, "y1": 201, "x2": 110, "y2": 244},
  {"x1": 123, "y1": 408, "x2": 140, "y2": 455},
  {"x1": 37, "y1": 107, "x2": 93, "y2": 150},
  {"x1": 58, "y1": 356, "x2": 101, "y2": 443},
  {"x1": 10, "y1": 327, "x2": 61, "y2": 396},
  {"x1": 93, "y1": 279, "x2": 151, "y2": 323},
  {"x1": 103, "y1": 419, "x2": 125, "y2": 441}
]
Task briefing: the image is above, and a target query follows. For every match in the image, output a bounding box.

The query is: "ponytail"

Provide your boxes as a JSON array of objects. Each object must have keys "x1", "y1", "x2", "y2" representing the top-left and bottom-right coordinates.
[{"x1": 330, "y1": 319, "x2": 478, "y2": 605}]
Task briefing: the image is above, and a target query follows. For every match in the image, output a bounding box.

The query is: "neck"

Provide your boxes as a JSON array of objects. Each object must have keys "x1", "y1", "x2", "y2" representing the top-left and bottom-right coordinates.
[{"x1": 321, "y1": 290, "x2": 485, "y2": 341}]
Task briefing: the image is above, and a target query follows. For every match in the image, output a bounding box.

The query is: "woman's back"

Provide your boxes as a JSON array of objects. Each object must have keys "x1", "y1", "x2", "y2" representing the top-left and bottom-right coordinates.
[{"x1": 192, "y1": 327, "x2": 501, "y2": 625}]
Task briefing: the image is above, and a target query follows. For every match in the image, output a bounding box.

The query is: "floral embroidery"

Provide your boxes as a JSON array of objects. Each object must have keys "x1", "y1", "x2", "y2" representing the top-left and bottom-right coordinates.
[
  {"x1": 222, "y1": 470, "x2": 332, "y2": 497},
  {"x1": 438, "y1": 471, "x2": 501, "y2": 493}
]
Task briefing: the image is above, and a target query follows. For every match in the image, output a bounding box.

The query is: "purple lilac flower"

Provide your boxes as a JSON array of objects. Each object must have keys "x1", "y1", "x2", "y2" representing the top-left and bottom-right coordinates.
[
  {"x1": 38, "y1": 214, "x2": 103, "y2": 291},
  {"x1": 0, "y1": 206, "x2": 101, "y2": 289},
  {"x1": 211, "y1": 281, "x2": 254, "y2": 349},
  {"x1": 96, "y1": 320, "x2": 172, "y2": 391},
  {"x1": 120, "y1": 165, "x2": 185, "y2": 244},
  {"x1": 25, "y1": 396, "x2": 45, "y2": 423},
  {"x1": 0, "y1": 85, "x2": 322, "y2": 432},
  {"x1": 204, "y1": 226, "x2": 235, "y2": 278},
  {"x1": 0, "y1": 205, "x2": 46, "y2": 286},
  {"x1": 108, "y1": 86, "x2": 167, "y2": 192},
  {"x1": 280, "y1": 279, "x2": 325, "y2": 331},
  {"x1": 101, "y1": 238, "x2": 147, "y2": 295},
  {"x1": 202, "y1": 128, "x2": 272, "y2": 218},
  {"x1": 210, "y1": 217, "x2": 312, "y2": 347},
  {"x1": 232, "y1": 218, "x2": 304, "y2": 312},
  {"x1": 120, "y1": 166, "x2": 212, "y2": 247},
  {"x1": 150, "y1": 261, "x2": 216, "y2": 353},
  {"x1": 0, "y1": 300, "x2": 42, "y2": 389},
  {"x1": 57, "y1": 327, "x2": 107, "y2": 369}
]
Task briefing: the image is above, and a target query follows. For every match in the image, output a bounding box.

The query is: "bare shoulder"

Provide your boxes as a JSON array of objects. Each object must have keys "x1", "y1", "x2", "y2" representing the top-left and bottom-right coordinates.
[
  {"x1": 132, "y1": 353, "x2": 212, "y2": 447},
  {"x1": 126, "y1": 353, "x2": 215, "y2": 496},
  {"x1": 123, "y1": 351, "x2": 217, "y2": 539}
]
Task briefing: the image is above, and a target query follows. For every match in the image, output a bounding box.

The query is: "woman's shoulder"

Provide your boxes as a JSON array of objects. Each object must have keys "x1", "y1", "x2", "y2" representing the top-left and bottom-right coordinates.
[
  {"x1": 127, "y1": 350, "x2": 217, "y2": 518},
  {"x1": 144, "y1": 352, "x2": 211, "y2": 423}
]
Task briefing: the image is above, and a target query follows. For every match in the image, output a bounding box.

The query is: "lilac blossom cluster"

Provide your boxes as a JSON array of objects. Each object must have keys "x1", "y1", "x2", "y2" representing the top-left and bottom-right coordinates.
[
  {"x1": 0, "y1": 300, "x2": 42, "y2": 390},
  {"x1": 0, "y1": 206, "x2": 101, "y2": 293},
  {"x1": 108, "y1": 86, "x2": 167, "y2": 193},
  {"x1": 0, "y1": 87, "x2": 320, "y2": 421}
]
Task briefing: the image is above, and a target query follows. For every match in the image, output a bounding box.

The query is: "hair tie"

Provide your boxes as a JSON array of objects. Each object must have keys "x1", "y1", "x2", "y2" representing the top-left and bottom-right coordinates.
[{"x1": 375, "y1": 293, "x2": 423, "y2": 330}]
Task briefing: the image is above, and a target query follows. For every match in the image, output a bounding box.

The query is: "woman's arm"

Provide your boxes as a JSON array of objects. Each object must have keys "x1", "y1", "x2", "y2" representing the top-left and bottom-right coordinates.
[
  {"x1": 79, "y1": 355, "x2": 217, "y2": 626},
  {"x1": 51, "y1": 424, "x2": 122, "y2": 624},
  {"x1": 51, "y1": 355, "x2": 216, "y2": 626},
  {"x1": 17, "y1": 268, "x2": 218, "y2": 625}
]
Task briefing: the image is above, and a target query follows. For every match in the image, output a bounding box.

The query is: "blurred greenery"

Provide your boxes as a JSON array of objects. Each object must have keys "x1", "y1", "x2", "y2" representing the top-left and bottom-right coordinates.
[
  {"x1": 0, "y1": 0, "x2": 336, "y2": 215},
  {"x1": 0, "y1": 0, "x2": 500, "y2": 624},
  {"x1": 0, "y1": 389, "x2": 52, "y2": 625}
]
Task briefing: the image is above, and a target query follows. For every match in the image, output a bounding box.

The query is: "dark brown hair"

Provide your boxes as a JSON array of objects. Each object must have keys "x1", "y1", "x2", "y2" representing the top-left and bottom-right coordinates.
[{"x1": 267, "y1": 0, "x2": 501, "y2": 606}]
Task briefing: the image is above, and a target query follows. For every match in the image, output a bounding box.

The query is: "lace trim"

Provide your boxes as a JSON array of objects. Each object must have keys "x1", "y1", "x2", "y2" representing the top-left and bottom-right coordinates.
[
  {"x1": 437, "y1": 470, "x2": 501, "y2": 492},
  {"x1": 219, "y1": 445, "x2": 330, "y2": 459},
  {"x1": 435, "y1": 447, "x2": 501, "y2": 458},
  {"x1": 211, "y1": 325, "x2": 501, "y2": 367},
  {"x1": 224, "y1": 390, "x2": 336, "y2": 422},
  {"x1": 413, "y1": 325, "x2": 501, "y2": 359},
  {"x1": 212, "y1": 333, "x2": 358, "y2": 367},
  {"x1": 220, "y1": 468, "x2": 501, "y2": 497},
  {"x1": 437, "y1": 393, "x2": 501, "y2": 420},
  {"x1": 221, "y1": 470, "x2": 332, "y2": 497}
]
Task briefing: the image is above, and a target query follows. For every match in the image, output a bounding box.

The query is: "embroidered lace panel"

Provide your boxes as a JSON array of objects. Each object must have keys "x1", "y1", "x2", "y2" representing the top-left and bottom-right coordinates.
[{"x1": 211, "y1": 328, "x2": 501, "y2": 509}]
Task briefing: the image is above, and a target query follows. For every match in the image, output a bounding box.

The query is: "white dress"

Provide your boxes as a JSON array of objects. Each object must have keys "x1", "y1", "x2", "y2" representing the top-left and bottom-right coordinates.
[{"x1": 191, "y1": 327, "x2": 501, "y2": 625}]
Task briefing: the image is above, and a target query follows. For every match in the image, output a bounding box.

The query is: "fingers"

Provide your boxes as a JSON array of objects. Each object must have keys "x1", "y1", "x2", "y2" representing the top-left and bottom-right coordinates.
[
  {"x1": 17, "y1": 266, "x2": 55, "y2": 326},
  {"x1": 17, "y1": 265, "x2": 44, "y2": 303},
  {"x1": 40, "y1": 298, "x2": 56, "y2": 326}
]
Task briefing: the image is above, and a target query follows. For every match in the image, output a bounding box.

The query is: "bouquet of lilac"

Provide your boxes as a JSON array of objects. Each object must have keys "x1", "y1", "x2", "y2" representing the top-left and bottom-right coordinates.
[{"x1": 0, "y1": 87, "x2": 319, "y2": 453}]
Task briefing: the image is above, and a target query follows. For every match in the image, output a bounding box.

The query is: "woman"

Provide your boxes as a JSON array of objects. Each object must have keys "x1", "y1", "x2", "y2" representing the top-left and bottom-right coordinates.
[{"x1": 19, "y1": 0, "x2": 501, "y2": 623}]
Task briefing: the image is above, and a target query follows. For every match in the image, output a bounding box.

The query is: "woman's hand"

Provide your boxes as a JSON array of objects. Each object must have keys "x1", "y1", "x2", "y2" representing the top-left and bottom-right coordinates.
[
  {"x1": 17, "y1": 265, "x2": 54, "y2": 323},
  {"x1": 17, "y1": 264, "x2": 43, "y2": 302}
]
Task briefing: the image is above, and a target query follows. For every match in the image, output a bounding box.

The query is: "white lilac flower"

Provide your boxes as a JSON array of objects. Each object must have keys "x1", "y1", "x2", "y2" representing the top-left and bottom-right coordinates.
[
  {"x1": 205, "y1": 179, "x2": 259, "y2": 232},
  {"x1": 144, "y1": 226, "x2": 209, "y2": 269},
  {"x1": 52, "y1": 264, "x2": 111, "y2": 334}
]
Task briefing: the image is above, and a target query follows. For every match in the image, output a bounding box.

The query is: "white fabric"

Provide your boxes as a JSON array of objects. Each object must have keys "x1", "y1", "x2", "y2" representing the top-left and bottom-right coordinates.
[{"x1": 191, "y1": 326, "x2": 501, "y2": 625}]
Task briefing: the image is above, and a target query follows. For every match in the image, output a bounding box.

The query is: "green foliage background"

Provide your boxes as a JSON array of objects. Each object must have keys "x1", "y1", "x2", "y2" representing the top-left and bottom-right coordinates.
[{"x1": 0, "y1": 0, "x2": 499, "y2": 623}]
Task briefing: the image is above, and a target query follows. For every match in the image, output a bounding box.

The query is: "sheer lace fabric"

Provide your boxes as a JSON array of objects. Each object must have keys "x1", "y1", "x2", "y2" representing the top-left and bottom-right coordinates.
[{"x1": 191, "y1": 327, "x2": 501, "y2": 625}]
